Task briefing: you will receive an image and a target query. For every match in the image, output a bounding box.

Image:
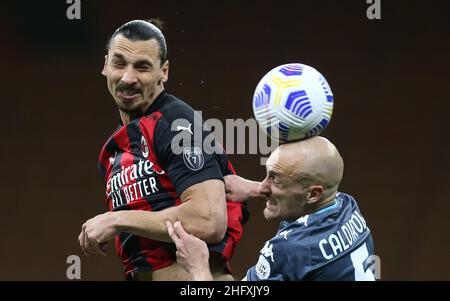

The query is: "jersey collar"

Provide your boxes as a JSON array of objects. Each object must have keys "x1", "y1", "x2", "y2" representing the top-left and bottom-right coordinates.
[
  {"x1": 143, "y1": 89, "x2": 167, "y2": 116},
  {"x1": 117, "y1": 90, "x2": 168, "y2": 126}
]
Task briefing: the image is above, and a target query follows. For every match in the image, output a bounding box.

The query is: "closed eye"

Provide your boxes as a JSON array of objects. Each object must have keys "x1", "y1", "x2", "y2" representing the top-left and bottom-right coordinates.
[
  {"x1": 112, "y1": 60, "x2": 126, "y2": 68},
  {"x1": 134, "y1": 62, "x2": 152, "y2": 72},
  {"x1": 135, "y1": 65, "x2": 151, "y2": 72}
]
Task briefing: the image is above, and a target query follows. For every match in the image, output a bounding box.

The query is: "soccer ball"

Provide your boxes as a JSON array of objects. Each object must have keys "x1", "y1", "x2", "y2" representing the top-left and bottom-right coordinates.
[{"x1": 252, "y1": 63, "x2": 334, "y2": 143}]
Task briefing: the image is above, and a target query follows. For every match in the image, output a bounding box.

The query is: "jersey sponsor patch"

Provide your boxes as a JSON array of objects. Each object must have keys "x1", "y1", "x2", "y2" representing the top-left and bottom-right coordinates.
[
  {"x1": 182, "y1": 146, "x2": 205, "y2": 171},
  {"x1": 255, "y1": 255, "x2": 271, "y2": 279}
]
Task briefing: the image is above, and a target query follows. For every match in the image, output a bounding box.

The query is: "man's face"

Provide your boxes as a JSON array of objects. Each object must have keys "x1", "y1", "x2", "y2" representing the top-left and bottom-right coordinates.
[
  {"x1": 259, "y1": 149, "x2": 308, "y2": 222},
  {"x1": 102, "y1": 35, "x2": 169, "y2": 115}
]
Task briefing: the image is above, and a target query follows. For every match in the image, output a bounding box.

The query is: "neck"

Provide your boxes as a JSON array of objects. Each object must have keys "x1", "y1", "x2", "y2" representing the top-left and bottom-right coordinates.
[
  {"x1": 312, "y1": 191, "x2": 337, "y2": 213},
  {"x1": 119, "y1": 111, "x2": 131, "y2": 125}
]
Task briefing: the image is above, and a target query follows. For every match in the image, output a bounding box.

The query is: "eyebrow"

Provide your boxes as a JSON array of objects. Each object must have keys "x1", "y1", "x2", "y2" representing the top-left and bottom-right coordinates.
[
  {"x1": 111, "y1": 53, "x2": 153, "y2": 66},
  {"x1": 268, "y1": 170, "x2": 280, "y2": 177}
]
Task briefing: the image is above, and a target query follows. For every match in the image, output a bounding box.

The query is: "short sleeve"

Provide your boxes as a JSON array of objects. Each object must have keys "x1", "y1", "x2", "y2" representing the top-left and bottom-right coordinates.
[{"x1": 152, "y1": 112, "x2": 224, "y2": 196}]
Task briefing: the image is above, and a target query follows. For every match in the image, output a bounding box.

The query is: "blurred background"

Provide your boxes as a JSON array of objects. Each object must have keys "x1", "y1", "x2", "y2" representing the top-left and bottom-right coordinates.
[{"x1": 0, "y1": 0, "x2": 449, "y2": 280}]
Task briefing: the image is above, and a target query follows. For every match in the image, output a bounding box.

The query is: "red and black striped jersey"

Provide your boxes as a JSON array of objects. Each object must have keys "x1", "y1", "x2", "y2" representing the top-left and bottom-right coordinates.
[{"x1": 98, "y1": 90, "x2": 248, "y2": 278}]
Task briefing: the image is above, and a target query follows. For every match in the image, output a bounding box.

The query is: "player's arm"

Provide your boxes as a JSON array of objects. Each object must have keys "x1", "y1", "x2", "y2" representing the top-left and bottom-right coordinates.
[
  {"x1": 79, "y1": 115, "x2": 228, "y2": 254},
  {"x1": 224, "y1": 174, "x2": 266, "y2": 202},
  {"x1": 79, "y1": 178, "x2": 227, "y2": 255},
  {"x1": 115, "y1": 179, "x2": 227, "y2": 243}
]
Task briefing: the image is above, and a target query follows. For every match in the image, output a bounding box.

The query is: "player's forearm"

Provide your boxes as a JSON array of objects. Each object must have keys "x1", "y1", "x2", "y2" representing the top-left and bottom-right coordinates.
[
  {"x1": 235, "y1": 178, "x2": 266, "y2": 201},
  {"x1": 225, "y1": 175, "x2": 266, "y2": 201},
  {"x1": 113, "y1": 180, "x2": 227, "y2": 243},
  {"x1": 115, "y1": 210, "x2": 172, "y2": 242},
  {"x1": 245, "y1": 180, "x2": 266, "y2": 201},
  {"x1": 114, "y1": 200, "x2": 226, "y2": 243}
]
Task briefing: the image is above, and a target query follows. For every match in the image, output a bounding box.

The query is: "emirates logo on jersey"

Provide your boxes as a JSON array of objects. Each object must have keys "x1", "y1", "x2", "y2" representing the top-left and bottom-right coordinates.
[
  {"x1": 141, "y1": 135, "x2": 149, "y2": 158},
  {"x1": 106, "y1": 158, "x2": 165, "y2": 209}
]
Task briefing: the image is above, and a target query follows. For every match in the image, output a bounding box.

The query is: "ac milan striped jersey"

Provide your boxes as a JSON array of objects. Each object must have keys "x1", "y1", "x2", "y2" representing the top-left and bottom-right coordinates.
[{"x1": 98, "y1": 90, "x2": 248, "y2": 277}]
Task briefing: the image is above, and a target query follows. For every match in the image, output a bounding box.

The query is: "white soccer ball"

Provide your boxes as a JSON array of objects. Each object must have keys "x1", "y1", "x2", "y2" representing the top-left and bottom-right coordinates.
[{"x1": 252, "y1": 63, "x2": 334, "y2": 143}]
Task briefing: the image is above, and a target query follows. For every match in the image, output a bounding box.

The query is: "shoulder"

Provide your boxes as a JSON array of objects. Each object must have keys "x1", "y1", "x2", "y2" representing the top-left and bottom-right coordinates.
[
  {"x1": 247, "y1": 222, "x2": 313, "y2": 280},
  {"x1": 302, "y1": 192, "x2": 372, "y2": 268},
  {"x1": 267, "y1": 221, "x2": 314, "y2": 264},
  {"x1": 139, "y1": 93, "x2": 204, "y2": 139},
  {"x1": 155, "y1": 92, "x2": 200, "y2": 124}
]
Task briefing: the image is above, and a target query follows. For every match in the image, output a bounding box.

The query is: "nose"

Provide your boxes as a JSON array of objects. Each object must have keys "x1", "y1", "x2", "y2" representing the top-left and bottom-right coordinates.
[
  {"x1": 121, "y1": 67, "x2": 138, "y2": 85},
  {"x1": 258, "y1": 177, "x2": 271, "y2": 196}
]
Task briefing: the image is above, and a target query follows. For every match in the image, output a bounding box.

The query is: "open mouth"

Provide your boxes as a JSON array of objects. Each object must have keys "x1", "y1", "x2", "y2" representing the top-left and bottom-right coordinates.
[
  {"x1": 117, "y1": 88, "x2": 141, "y2": 100},
  {"x1": 265, "y1": 199, "x2": 278, "y2": 211}
]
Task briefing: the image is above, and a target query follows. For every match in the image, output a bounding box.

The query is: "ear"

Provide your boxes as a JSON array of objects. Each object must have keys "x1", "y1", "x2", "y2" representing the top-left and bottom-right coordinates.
[
  {"x1": 101, "y1": 55, "x2": 108, "y2": 76},
  {"x1": 306, "y1": 185, "x2": 324, "y2": 204},
  {"x1": 160, "y1": 60, "x2": 169, "y2": 83}
]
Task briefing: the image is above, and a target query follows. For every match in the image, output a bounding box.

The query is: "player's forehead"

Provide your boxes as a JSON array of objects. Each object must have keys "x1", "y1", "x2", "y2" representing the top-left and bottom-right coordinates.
[
  {"x1": 266, "y1": 148, "x2": 292, "y2": 177},
  {"x1": 108, "y1": 35, "x2": 160, "y2": 64}
]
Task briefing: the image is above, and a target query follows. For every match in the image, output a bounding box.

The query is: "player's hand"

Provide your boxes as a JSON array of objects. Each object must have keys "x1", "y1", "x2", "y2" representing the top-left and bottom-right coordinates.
[
  {"x1": 78, "y1": 231, "x2": 109, "y2": 256},
  {"x1": 166, "y1": 221, "x2": 213, "y2": 280},
  {"x1": 78, "y1": 211, "x2": 118, "y2": 256},
  {"x1": 224, "y1": 174, "x2": 261, "y2": 202}
]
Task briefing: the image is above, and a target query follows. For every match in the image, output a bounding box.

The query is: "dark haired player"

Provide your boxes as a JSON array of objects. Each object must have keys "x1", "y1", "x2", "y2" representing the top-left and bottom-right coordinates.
[{"x1": 78, "y1": 20, "x2": 248, "y2": 281}]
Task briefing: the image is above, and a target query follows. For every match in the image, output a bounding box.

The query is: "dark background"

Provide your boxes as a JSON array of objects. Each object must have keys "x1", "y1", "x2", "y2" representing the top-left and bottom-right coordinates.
[{"x1": 1, "y1": 0, "x2": 449, "y2": 280}]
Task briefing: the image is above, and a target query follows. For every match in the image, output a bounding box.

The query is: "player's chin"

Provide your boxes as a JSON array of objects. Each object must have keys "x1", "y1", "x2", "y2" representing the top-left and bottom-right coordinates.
[
  {"x1": 116, "y1": 100, "x2": 140, "y2": 113},
  {"x1": 263, "y1": 207, "x2": 279, "y2": 221}
]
